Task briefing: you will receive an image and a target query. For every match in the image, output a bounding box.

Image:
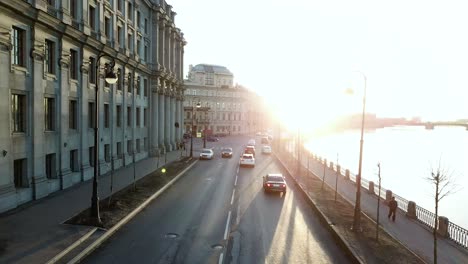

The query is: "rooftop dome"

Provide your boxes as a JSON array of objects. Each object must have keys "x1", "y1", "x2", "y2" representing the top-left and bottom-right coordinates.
[{"x1": 191, "y1": 64, "x2": 233, "y2": 75}]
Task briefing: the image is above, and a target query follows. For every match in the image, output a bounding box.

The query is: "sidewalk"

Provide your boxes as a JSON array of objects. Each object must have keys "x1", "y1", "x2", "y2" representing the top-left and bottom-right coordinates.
[
  {"x1": 0, "y1": 148, "x2": 191, "y2": 264},
  {"x1": 284, "y1": 149, "x2": 468, "y2": 264}
]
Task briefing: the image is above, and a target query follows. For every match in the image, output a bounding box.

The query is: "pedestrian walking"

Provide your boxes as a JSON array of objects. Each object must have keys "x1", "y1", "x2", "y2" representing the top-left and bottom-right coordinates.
[{"x1": 388, "y1": 196, "x2": 398, "y2": 222}]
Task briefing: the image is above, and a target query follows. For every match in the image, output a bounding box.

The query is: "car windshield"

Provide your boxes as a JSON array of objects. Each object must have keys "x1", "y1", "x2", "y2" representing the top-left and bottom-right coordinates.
[
  {"x1": 202, "y1": 150, "x2": 211, "y2": 154},
  {"x1": 222, "y1": 148, "x2": 232, "y2": 152}
]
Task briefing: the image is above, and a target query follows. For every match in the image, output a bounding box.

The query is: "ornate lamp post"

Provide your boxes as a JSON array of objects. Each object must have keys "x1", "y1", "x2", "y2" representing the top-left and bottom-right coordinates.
[
  {"x1": 90, "y1": 55, "x2": 118, "y2": 226},
  {"x1": 189, "y1": 100, "x2": 201, "y2": 157}
]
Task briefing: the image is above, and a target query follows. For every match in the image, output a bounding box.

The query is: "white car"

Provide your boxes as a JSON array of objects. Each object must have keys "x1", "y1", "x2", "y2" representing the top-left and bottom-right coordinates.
[
  {"x1": 262, "y1": 145, "x2": 272, "y2": 154},
  {"x1": 240, "y1": 153, "x2": 255, "y2": 167},
  {"x1": 199, "y1": 149, "x2": 214, "y2": 160}
]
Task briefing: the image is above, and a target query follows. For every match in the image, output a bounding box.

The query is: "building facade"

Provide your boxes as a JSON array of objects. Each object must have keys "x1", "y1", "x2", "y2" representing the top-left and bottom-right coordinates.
[
  {"x1": 183, "y1": 64, "x2": 264, "y2": 136},
  {"x1": 0, "y1": 0, "x2": 185, "y2": 213}
]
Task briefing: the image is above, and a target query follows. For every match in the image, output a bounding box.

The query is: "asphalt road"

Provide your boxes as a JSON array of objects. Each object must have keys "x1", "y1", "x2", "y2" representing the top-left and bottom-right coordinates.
[{"x1": 84, "y1": 136, "x2": 351, "y2": 264}]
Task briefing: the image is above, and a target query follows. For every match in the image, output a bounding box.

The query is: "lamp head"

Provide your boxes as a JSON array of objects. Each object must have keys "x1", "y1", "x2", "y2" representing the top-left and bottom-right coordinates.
[{"x1": 105, "y1": 70, "x2": 118, "y2": 84}]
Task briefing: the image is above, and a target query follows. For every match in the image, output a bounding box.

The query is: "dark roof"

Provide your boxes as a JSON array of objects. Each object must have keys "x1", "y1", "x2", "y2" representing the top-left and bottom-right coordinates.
[{"x1": 192, "y1": 64, "x2": 232, "y2": 75}]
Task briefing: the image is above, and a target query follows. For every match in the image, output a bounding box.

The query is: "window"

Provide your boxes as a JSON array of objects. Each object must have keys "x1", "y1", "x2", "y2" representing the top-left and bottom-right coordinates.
[
  {"x1": 127, "y1": 140, "x2": 132, "y2": 154},
  {"x1": 136, "y1": 107, "x2": 140, "y2": 126},
  {"x1": 144, "y1": 137, "x2": 148, "y2": 151},
  {"x1": 70, "y1": 49, "x2": 78, "y2": 79},
  {"x1": 104, "y1": 144, "x2": 110, "y2": 162},
  {"x1": 88, "y1": 102, "x2": 95, "y2": 128},
  {"x1": 89, "y1": 57, "x2": 96, "y2": 84},
  {"x1": 144, "y1": 45, "x2": 148, "y2": 62},
  {"x1": 45, "y1": 40, "x2": 55, "y2": 74},
  {"x1": 117, "y1": 68, "x2": 122, "y2": 90},
  {"x1": 104, "y1": 103, "x2": 110, "y2": 128},
  {"x1": 117, "y1": 142, "x2": 122, "y2": 157},
  {"x1": 89, "y1": 5, "x2": 96, "y2": 31},
  {"x1": 70, "y1": 0, "x2": 77, "y2": 19},
  {"x1": 14, "y1": 158, "x2": 27, "y2": 188},
  {"x1": 143, "y1": 79, "x2": 148, "y2": 96},
  {"x1": 116, "y1": 105, "x2": 122, "y2": 127},
  {"x1": 69, "y1": 100, "x2": 78, "y2": 129},
  {"x1": 45, "y1": 153, "x2": 56, "y2": 179},
  {"x1": 89, "y1": 146, "x2": 95, "y2": 167},
  {"x1": 44, "y1": 97, "x2": 55, "y2": 131},
  {"x1": 128, "y1": 2, "x2": 133, "y2": 21},
  {"x1": 117, "y1": 0, "x2": 123, "y2": 11},
  {"x1": 128, "y1": 33, "x2": 133, "y2": 53},
  {"x1": 104, "y1": 17, "x2": 111, "y2": 38},
  {"x1": 127, "y1": 106, "x2": 132, "y2": 126},
  {"x1": 136, "y1": 39, "x2": 141, "y2": 57},
  {"x1": 12, "y1": 94, "x2": 26, "y2": 132},
  {"x1": 117, "y1": 26, "x2": 123, "y2": 48},
  {"x1": 12, "y1": 27, "x2": 26, "y2": 66},
  {"x1": 137, "y1": 11, "x2": 141, "y2": 27},
  {"x1": 136, "y1": 77, "x2": 141, "y2": 95},
  {"x1": 136, "y1": 138, "x2": 140, "y2": 153},
  {"x1": 144, "y1": 18, "x2": 148, "y2": 34},
  {"x1": 143, "y1": 108, "x2": 147, "y2": 127},
  {"x1": 70, "y1": 149, "x2": 78, "y2": 172},
  {"x1": 205, "y1": 72, "x2": 214, "y2": 85}
]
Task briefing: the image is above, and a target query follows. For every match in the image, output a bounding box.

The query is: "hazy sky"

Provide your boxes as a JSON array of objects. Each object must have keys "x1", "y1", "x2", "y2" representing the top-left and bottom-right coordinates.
[{"x1": 171, "y1": 0, "x2": 468, "y2": 125}]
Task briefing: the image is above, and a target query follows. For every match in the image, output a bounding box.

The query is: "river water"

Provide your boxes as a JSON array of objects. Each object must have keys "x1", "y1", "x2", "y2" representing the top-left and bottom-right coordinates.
[{"x1": 304, "y1": 126, "x2": 468, "y2": 228}]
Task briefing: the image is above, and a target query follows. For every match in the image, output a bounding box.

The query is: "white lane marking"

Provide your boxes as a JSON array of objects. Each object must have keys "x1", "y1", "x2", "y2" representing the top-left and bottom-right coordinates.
[
  {"x1": 236, "y1": 166, "x2": 239, "y2": 174},
  {"x1": 218, "y1": 253, "x2": 224, "y2": 264},
  {"x1": 230, "y1": 189, "x2": 236, "y2": 205},
  {"x1": 234, "y1": 174, "x2": 238, "y2": 186},
  {"x1": 236, "y1": 203, "x2": 241, "y2": 226},
  {"x1": 224, "y1": 211, "x2": 232, "y2": 240}
]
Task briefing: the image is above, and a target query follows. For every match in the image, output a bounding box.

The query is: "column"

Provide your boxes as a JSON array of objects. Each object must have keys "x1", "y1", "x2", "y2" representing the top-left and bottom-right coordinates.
[
  {"x1": 80, "y1": 59, "x2": 92, "y2": 181},
  {"x1": 0, "y1": 35, "x2": 15, "y2": 211},
  {"x1": 150, "y1": 78, "x2": 159, "y2": 156},
  {"x1": 170, "y1": 93, "x2": 176, "y2": 149},
  {"x1": 31, "y1": 44, "x2": 48, "y2": 199},
  {"x1": 165, "y1": 26, "x2": 170, "y2": 71},
  {"x1": 175, "y1": 94, "x2": 181, "y2": 144},
  {"x1": 158, "y1": 21, "x2": 165, "y2": 70},
  {"x1": 158, "y1": 84, "x2": 165, "y2": 152},
  {"x1": 164, "y1": 86, "x2": 171, "y2": 151},
  {"x1": 58, "y1": 53, "x2": 72, "y2": 185}
]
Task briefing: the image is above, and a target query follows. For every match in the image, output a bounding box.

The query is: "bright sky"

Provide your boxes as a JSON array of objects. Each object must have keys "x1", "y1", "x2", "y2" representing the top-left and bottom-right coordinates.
[{"x1": 172, "y1": 0, "x2": 468, "y2": 130}]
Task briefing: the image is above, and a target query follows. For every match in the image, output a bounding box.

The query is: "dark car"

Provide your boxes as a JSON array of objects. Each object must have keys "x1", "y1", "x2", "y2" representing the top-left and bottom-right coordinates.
[
  {"x1": 244, "y1": 145, "x2": 256, "y2": 157},
  {"x1": 183, "y1": 133, "x2": 191, "y2": 139},
  {"x1": 263, "y1": 173, "x2": 287, "y2": 195},
  {"x1": 206, "y1": 136, "x2": 219, "y2": 142},
  {"x1": 221, "y1": 147, "x2": 233, "y2": 158}
]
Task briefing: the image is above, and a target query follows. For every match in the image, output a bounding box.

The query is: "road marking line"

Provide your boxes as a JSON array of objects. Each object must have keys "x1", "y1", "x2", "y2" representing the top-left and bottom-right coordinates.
[
  {"x1": 236, "y1": 203, "x2": 241, "y2": 226},
  {"x1": 218, "y1": 253, "x2": 224, "y2": 264},
  {"x1": 230, "y1": 189, "x2": 236, "y2": 205},
  {"x1": 224, "y1": 211, "x2": 232, "y2": 240},
  {"x1": 234, "y1": 174, "x2": 238, "y2": 186},
  {"x1": 237, "y1": 166, "x2": 239, "y2": 174}
]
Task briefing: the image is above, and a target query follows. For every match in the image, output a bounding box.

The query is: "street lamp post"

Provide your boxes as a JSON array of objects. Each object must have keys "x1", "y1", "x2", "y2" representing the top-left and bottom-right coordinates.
[
  {"x1": 189, "y1": 100, "x2": 201, "y2": 157},
  {"x1": 91, "y1": 55, "x2": 118, "y2": 226},
  {"x1": 352, "y1": 71, "x2": 367, "y2": 231}
]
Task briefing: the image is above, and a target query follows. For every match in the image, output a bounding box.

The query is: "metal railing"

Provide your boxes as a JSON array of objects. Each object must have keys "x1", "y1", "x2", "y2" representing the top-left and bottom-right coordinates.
[{"x1": 287, "y1": 144, "x2": 468, "y2": 249}]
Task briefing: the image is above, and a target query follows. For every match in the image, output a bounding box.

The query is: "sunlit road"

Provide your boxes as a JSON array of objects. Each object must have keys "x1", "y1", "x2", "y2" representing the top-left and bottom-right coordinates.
[
  {"x1": 230, "y1": 140, "x2": 350, "y2": 264},
  {"x1": 83, "y1": 136, "x2": 351, "y2": 264}
]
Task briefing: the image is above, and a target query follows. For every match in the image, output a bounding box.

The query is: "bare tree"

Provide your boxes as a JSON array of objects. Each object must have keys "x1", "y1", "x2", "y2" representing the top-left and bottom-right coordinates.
[{"x1": 425, "y1": 161, "x2": 459, "y2": 264}]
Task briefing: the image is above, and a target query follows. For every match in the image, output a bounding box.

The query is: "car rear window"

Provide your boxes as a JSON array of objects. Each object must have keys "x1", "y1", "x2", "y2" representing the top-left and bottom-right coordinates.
[
  {"x1": 202, "y1": 150, "x2": 211, "y2": 154},
  {"x1": 267, "y1": 175, "x2": 284, "y2": 181},
  {"x1": 222, "y1": 148, "x2": 232, "y2": 152},
  {"x1": 242, "y1": 155, "x2": 253, "y2": 159}
]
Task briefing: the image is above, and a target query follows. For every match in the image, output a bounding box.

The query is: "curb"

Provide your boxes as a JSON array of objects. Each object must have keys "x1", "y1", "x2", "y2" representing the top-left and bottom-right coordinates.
[
  {"x1": 274, "y1": 154, "x2": 364, "y2": 264},
  {"x1": 49, "y1": 159, "x2": 198, "y2": 264}
]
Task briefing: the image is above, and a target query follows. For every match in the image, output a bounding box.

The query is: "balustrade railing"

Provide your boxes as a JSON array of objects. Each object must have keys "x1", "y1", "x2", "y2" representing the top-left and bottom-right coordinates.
[{"x1": 284, "y1": 143, "x2": 468, "y2": 249}]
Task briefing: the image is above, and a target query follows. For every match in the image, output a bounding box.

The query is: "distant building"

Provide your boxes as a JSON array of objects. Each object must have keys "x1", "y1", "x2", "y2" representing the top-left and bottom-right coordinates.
[
  {"x1": 0, "y1": 0, "x2": 185, "y2": 213},
  {"x1": 183, "y1": 64, "x2": 263, "y2": 136}
]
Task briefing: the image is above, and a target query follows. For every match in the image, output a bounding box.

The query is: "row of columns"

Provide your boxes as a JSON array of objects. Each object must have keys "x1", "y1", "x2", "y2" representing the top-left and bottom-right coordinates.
[{"x1": 150, "y1": 79, "x2": 183, "y2": 156}]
